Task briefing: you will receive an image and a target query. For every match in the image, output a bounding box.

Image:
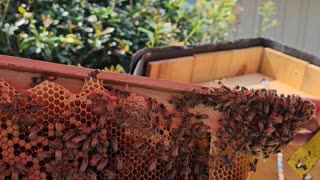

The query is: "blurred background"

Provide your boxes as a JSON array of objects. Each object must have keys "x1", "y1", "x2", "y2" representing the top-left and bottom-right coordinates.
[
  {"x1": 237, "y1": 0, "x2": 320, "y2": 58},
  {"x1": 0, "y1": 0, "x2": 319, "y2": 73}
]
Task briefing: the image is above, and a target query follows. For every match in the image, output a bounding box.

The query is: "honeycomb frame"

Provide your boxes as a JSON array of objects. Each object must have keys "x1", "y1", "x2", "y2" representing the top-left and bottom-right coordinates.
[{"x1": 0, "y1": 68, "x2": 315, "y2": 180}]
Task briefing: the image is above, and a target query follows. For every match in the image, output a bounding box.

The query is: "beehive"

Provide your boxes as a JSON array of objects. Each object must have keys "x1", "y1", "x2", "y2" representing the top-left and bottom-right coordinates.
[{"x1": 0, "y1": 72, "x2": 315, "y2": 179}]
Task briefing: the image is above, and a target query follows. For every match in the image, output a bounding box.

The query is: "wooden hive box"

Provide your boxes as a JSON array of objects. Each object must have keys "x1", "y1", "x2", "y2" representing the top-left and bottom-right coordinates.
[
  {"x1": 130, "y1": 38, "x2": 320, "y2": 180},
  {"x1": 3, "y1": 54, "x2": 307, "y2": 179}
]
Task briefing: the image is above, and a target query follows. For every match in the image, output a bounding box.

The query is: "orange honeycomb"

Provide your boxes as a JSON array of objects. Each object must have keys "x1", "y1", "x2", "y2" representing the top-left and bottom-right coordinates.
[
  {"x1": 0, "y1": 77, "x2": 211, "y2": 179},
  {"x1": 0, "y1": 75, "x2": 314, "y2": 179}
]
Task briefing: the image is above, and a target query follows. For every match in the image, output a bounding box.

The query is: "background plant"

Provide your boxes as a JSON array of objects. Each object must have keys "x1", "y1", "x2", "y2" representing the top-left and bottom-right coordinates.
[
  {"x1": 0, "y1": 0, "x2": 257, "y2": 72},
  {"x1": 256, "y1": 1, "x2": 279, "y2": 37}
]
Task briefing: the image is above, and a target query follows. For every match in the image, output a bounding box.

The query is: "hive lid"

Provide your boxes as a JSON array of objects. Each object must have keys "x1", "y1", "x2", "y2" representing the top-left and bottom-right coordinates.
[{"x1": 130, "y1": 37, "x2": 320, "y2": 76}]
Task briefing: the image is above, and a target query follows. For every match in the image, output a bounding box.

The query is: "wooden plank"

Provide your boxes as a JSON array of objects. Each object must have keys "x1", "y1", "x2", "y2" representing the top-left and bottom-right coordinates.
[
  {"x1": 0, "y1": 55, "x2": 203, "y2": 94},
  {"x1": 150, "y1": 56, "x2": 195, "y2": 83},
  {"x1": 248, "y1": 80, "x2": 315, "y2": 98},
  {"x1": 259, "y1": 48, "x2": 309, "y2": 89},
  {"x1": 196, "y1": 73, "x2": 272, "y2": 88},
  {"x1": 192, "y1": 47, "x2": 263, "y2": 83},
  {"x1": 196, "y1": 73, "x2": 315, "y2": 98},
  {"x1": 228, "y1": 47, "x2": 263, "y2": 77},
  {"x1": 146, "y1": 62, "x2": 160, "y2": 79},
  {"x1": 301, "y1": 64, "x2": 320, "y2": 98},
  {"x1": 192, "y1": 50, "x2": 233, "y2": 83}
]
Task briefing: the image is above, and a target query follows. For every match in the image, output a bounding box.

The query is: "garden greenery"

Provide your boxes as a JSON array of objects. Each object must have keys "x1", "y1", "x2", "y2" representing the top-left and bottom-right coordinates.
[{"x1": 0, "y1": 0, "x2": 274, "y2": 72}]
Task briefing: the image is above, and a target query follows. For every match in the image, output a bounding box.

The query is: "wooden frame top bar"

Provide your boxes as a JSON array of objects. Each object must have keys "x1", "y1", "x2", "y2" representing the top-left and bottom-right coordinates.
[{"x1": 0, "y1": 55, "x2": 202, "y2": 93}]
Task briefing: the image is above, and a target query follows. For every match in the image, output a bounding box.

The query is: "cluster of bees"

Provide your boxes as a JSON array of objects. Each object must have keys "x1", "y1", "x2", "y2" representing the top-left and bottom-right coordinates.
[
  {"x1": 0, "y1": 72, "x2": 314, "y2": 180},
  {"x1": 170, "y1": 85, "x2": 315, "y2": 179}
]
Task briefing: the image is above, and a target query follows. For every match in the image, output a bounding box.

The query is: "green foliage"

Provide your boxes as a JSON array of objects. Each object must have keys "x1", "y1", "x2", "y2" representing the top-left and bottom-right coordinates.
[
  {"x1": 0, "y1": 0, "x2": 241, "y2": 72},
  {"x1": 257, "y1": 1, "x2": 279, "y2": 37}
]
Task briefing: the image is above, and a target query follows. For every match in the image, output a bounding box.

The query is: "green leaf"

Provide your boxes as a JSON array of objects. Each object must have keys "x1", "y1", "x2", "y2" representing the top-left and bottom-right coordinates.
[
  {"x1": 43, "y1": 48, "x2": 52, "y2": 58},
  {"x1": 145, "y1": 19, "x2": 157, "y2": 29},
  {"x1": 137, "y1": 27, "x2": 155, "y2": 47},
  {"x1": 158, "y1": 23, "x2": 172, "y2": 34}
]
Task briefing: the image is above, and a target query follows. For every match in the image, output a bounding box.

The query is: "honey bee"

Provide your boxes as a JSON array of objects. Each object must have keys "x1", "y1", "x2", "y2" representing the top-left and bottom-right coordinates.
[
  {"x1": 82, "y1": 127, "x2": 93, "y2": 135},
  {"x1": 185, "y1": 89, "x2": 196, "y2": 100},
  {"x1": 82, "y1": 138, "x2": 91, "y2": 152},
  {"x1": 45, "y1": 164, "x2": 60, "y2": 175},
  {"x1": 65, "y1": 142, "x2": 79, "y2": 149},
  {"x1": 97, "y1": 116, "x2": 106, "y2": 129},
  {"x1": 224, "y1": 126, "x2": 234, "y2": 136},
  {"x1": 222, "y1": 100, "x2": 233, "y2": 109},
  {"x1": 166, "y1": 159, "x2": 174, "y2": 170},
  {"x1": 96, "y1": 159, "x2": 108, "y2": 171},
  {"x1": 18, "y1": 118, "x2": 36, "y2": 127},
  {"x1": 168, "y1": 170, "x2": 177, "y2": 180},
  {"x1": 263, "y1": 103, "x2": 270, "y2": 114},
  {"x1": 160, "y1": 154, "x2": 169, "y2": 161},
  {"x1": 28, "y1": 126, "x2": 40, "y2": 140},
  {"x1": 192, "y1": 162, "x2": 201, "y2": 176},
  {"x1": 111, "y1": 137, "x2": 119, "y2": 152},
  {"x1": 171, "y1": 146, "x2": 179, "y2": 157},
  {"x1": 0, "y1": 103, "x2": 12, "y2": 111},
  {"x1": 55, "y1": 123, "x2": 63, "y2": 137},
  {"x1": 233, "y1": 112, "x2": 243, "y2": 122},
  {"x1": 89, "y1": 154, "x2": 101, "y2": 166},
  {"x1": 98, "y1": 135, "x2": 109, "y2": 148},
  {"x1": 105, "y1": 170, "x2": 116, "y2": 180},
  {"x1": 38, "y1": 151, "x2": 52, "y2": 160},
  {"x1": 195, "y1": 113, "x2": 209, "y2": 120},
  {"x1": 26, "y1": 104, "x2": 44, "y2": 111},
  {"x1": 245, "y1": 112, "x2": 254, "y2": 122},
  {"x1": 214, "y1": 103, "x2": 223, "y2": 110},
  {"x1": 55, "y1": 150, "x2": 62, "y2": 164},
  {"x1": 91, "y1": 134, "x2": 99, "y2": 148},
  {"x1": 258, "y1": 121, "x2": 264, "y2": 132},
  {"x1": 265, "y1": 122, "x2": 275, "y2": 135},
  {"x1": 62, "y1": 109, "x2": 75, "y2": 118},
  {"x1": 135, "y1": 142, "x2": 149, "y2": 156},
  {"x1": 43, "y1": 73, "x2": 57, "y2": 81},
  {"x1": 62, "y1": 166, "x2": 74, "y2": 180},
  {"x1": 87, "y1": 170, "x2": 97, "y2": 180},
  {"x1": 11, "y1": 172, "x2": 19, "y2": 180},
  {"x1": 271, "y1": 114, "x2": 283, "y2": 124},
  {"x1": 79, "y1": 155, "x2": 89, "y2": 174},
  {"x1": 88, "y1": 70, "x2": 100, "y2": 79},
  {"x1": 225, "y1": 155, "x2": 235, "y2": 168},
  {"x1": 249, "y1": 159, "x2": 258, "y2": 172},
  {"x1": 96, "y1": 144, "x2": 105, "y2": 154},
  {"x1": 116, "y1": 157, "x2": 124, "y2": 170},
  {"x1": 71, "y1": 134, "x2": 86, "y2": 143},
  {"x1": 15, "y1": 162, "x2": 28, "y2": 175},
  {"x1": 31, "y1": 73, "x2": 57, "y2": 87},
  {"x1": 93, "y1": 105, "x2": 105, "y2": 115},
  {"x1": 63, "y1": 130, "x2": 76, "y2": 141},
  {"x1": 180, "y1": 166, "x2": 191, "y2": 175},
  {"x1": 49, "y1": 139, "x2": 63, "y2": 149},
  {"x1": 148, "y1": 159, "x2": 157, "y2": 172},
  {"x1": 63, "y1": 152, "x2": 74, "y2": 161},
  {"x1": 0, "y1": 162, "x2": 7, "y2": 173},
  {"x1": 213, "y1": 141, "x2": 227, "y2": 151}
]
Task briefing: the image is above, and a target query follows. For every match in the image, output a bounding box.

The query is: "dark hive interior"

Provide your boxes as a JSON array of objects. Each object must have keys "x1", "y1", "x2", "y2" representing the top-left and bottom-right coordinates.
[{"x1": 0, "y1": 74, "x2": 315, "y2": 180}]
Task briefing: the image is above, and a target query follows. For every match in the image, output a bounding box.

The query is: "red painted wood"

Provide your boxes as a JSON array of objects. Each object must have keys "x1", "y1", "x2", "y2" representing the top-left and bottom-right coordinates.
[{"x1": 0, "y1": 55, "x2": 201, "y2": 92}]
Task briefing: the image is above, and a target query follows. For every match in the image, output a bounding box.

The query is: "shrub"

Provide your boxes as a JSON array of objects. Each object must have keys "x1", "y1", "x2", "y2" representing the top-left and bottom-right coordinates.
[{"x1": 0, "y1": 0, "x2": 240, "y2": 72}]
